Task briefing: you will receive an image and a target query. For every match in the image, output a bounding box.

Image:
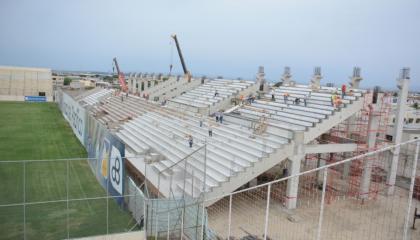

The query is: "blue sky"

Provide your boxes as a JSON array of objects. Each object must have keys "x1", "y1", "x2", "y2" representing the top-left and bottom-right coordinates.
[{"x1": 0, "y1": 0, "x2": 419, "y2": 90}]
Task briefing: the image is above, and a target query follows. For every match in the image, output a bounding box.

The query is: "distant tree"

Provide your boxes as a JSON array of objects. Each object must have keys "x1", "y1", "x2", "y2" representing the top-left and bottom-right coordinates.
[
  {"x1": 413, "y1": 102, "x2": 419, "y2": 109},
  {"x1": 103, "y1": 76, "x2": 113, "y2": 82},
  {"x1": 63, "y1": 77, "x2": 72, "y2": 86},
  {"x1": 393, "y1": 92, "x2": 398, "y2": 97}
]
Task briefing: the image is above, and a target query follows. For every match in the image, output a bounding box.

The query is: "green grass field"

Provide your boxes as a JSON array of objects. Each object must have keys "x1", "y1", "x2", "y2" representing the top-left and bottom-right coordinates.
[{"x1": 0, "y1": 102, "x2": 137, "y2": 240}]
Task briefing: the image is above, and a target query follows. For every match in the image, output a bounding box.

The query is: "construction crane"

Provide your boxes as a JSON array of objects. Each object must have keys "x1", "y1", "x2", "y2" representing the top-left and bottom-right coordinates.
[
  {"x1": 112, "y1": 57, "x2": 128, "y2": 92},
  {"x1": 171, "y1": 34, "x2": 192, "y2": 81}
]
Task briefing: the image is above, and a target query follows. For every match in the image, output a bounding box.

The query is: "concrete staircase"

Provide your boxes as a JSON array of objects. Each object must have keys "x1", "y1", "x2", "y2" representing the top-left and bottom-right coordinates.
[
  {"x1": 205, "y1": 85, "x2": 365, "y2": 201},
  {"x1": 110, "y1": 83, "x2": 365, "y2": 206},
  {"x1": 167, "y1": 79, "x2": 258, "y2": 115}
]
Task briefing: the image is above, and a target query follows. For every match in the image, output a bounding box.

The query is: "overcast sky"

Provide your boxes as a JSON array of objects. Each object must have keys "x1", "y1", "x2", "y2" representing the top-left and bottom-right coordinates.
[{"x1": 0, "y1": 0, "x2": 419, "y2": 90}]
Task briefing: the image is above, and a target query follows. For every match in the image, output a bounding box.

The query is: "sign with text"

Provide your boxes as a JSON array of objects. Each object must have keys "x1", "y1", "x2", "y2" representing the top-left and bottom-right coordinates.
[
  {"x1": 24, "y1": 96, "x2": 46, "y2": 102},
  {"x1": 61, "y1": 93, "x2": 86, "y2": 145}
]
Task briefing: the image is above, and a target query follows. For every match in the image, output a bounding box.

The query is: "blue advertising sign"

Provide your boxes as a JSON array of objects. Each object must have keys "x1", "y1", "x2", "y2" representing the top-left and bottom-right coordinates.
[
  {"x1": 86, "y1": 116, "x2": 125, "y2": 204},
  {"x1": 24, "y1": 96, "x2": 46, "y2": 102}
]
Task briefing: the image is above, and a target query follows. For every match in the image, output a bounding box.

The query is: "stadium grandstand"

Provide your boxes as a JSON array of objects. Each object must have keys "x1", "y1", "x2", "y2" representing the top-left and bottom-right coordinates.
[{"x1": 1, "y1": 66, "x2": 419, "y2": 240}]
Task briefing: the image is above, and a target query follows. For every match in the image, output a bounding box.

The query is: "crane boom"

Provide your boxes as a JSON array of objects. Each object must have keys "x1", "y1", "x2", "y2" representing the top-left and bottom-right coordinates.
[
  {"x1": 112, "y1": 57, "x2": 128, "y2": 92},
  {"x1": 171, "y1": 34, "x2": 189, "y2": 76}
]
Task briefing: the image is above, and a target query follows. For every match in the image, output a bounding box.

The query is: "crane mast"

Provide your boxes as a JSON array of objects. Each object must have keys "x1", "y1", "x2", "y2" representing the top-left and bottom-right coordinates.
[
  {"x1": 171, "y1": 34, "x2": 191, "y2": 81},
  {"x1": 112, "y1": 57, "x2": 128, "y2": 92}
]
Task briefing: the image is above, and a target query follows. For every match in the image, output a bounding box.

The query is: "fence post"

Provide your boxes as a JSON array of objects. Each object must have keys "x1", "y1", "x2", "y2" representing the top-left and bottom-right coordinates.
[
  {"x1": 181, "y1": 208, "x2": 185, "y2": 239},
  {"x1": 263, "y1": 184, "x2": 272, "y2": 240},
  {"x1": 23, "y1": 161, "x2": 26, "y2": 240},
  {"x1": 228, "y1": 195, "x2": 233, "y2": 239},
  {"x1": 106, "y1": 171, "x2": 109, "y2": 236},
  {"x1": 144, "y1": 199, "x2": 147, "y2": 239},
  {"x1": 157, "y1": 173, "x2": 161, "y2": 198},
  {"x1": 167, "y1": 210, "x2": 171, "y2": 240},
  {"x1": 316, "y1": 168, "x2": 328, "y2": 240},
  {"x1": 403, "y1": 141, "x2": 420, "y2": 240},
  {"x1": 66, "y1": 159, "x2": 70, "y2": 239},
  {"x1": 200, "y1": 200, "x2": 206, "y2": 240},
  {"x1": 155, "y1": 201, "x2": 159, "y2": 240}
]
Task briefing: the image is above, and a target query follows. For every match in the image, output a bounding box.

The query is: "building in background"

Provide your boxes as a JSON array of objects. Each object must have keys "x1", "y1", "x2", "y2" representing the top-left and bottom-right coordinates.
[
  {"x1": 52, "y1": 75, "x2": 64, "y2": 89},
  {"x1": 0, "y1": 65, "x2": 52, "y2": 101}
]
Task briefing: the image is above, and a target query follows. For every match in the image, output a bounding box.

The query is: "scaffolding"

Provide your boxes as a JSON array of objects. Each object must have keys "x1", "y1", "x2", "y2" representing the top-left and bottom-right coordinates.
[{"x1": 302, "y1": 91, "x2": 394, "y2": 202}]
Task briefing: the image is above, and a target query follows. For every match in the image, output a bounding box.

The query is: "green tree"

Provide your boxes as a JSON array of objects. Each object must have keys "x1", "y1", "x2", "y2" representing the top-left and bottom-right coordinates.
[
  {"x1": 413, "y1": 102, "x2": 419, "y2": 109},
  {"x1": 63, "y1": 77, "x2": 72, "y2": 85}
]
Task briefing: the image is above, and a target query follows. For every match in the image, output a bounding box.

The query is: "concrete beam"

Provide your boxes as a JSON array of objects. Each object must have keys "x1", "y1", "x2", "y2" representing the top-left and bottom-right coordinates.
[{"x1": 304, "y1": 143, "x2": 357, "y2": 154}]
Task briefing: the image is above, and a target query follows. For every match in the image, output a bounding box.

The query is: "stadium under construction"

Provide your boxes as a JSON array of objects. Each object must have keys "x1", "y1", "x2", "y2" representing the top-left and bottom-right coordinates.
[{"x1": 1, "y1": 61, "x2": 420, "y2": 240}]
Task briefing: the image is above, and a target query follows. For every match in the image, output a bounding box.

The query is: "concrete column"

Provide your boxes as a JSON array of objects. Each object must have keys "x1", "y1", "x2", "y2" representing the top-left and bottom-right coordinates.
[
  {"x1": 343, "y1": 67, "x2": 364, "y2": 179},
  {"x1": 281, "y1": 66, "x2": 293, "y2": 86},
  {"x1": 316, "y1": 153, "x2": 327, "y2": 186},
  {"x1": 310, "y1": 67, "x2": 322, "y2": 90},
  {"x1": 386, "y1": 68, "x2": 410, "y2": 195},
  {"x1": 349, "y1": 67, "x2": 362, "y2": 89},
  {"x1": 256, "y1": 66, "x2": 267, "y2": 92},
  {"x1": 359, "y1": 104, "x2": 380, "y2": 199},
  {"x1": 286, "y1": 132, "x2": 305, "y2": 209}
]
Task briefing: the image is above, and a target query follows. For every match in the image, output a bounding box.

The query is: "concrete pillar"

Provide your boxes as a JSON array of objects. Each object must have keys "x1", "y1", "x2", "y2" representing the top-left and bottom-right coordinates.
[
  {"x1": 310, "y1": 67, "x2": 322, "y2": 90},
  {"x1": 316, "y1": 153, "x2": 327, "y2": 186},
  {"x1": 343, "y1": 67, "x2": 364, "y2": 179},
  {"x1": 386, "y1": 68, "x2": 410, "y2": 195},
  {"x1": 286, "y1": 132, "x2": 305, "y2": 209},
  {"x1": 256, "y1": 66, "x2": 267, "y2": 92},
  {"x1": 359, "y1": 104, "x2": 380, "y2": 199},
  {"x1": 281, "y1": 66, "x2": 293, "y2": 86},
  {"x1": 349, "y1": 67, "x2": 362, "y2": 89}
]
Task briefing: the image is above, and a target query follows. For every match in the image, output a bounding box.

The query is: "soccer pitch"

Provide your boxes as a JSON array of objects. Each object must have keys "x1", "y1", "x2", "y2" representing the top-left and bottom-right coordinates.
[{"x1": 0, "y1": 102, "x2": 137, "y2": 240}]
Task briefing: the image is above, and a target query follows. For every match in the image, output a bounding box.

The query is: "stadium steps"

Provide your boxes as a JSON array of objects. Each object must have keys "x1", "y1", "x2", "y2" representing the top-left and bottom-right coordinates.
[
  {"x1": 109, "y1": 84, "x2": 364, "y2": 205},
  {"x1": 167, "y1": 79, "x2": 258, "y2": 114},
  {"x1": 203, "y1": 85, "x2": 366, "y2": 203}
]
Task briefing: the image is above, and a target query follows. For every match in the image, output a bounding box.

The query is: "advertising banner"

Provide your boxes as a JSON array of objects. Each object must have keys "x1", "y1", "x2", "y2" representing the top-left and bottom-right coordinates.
[
  {"x1": 61, "y1": 92, "x2": 86, "y2": 146},
  {"x1": 24, "y1": 96, "x2": 46, "y2": 102},
  {"x1": 86, "y1": 115, "x2": 125, "y2": 204}
]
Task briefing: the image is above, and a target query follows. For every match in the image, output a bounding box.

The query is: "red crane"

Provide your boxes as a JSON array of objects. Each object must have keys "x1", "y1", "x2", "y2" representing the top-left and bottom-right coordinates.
[{"x1": 113, "y1": 57, "x2": 128, "y2": 92}]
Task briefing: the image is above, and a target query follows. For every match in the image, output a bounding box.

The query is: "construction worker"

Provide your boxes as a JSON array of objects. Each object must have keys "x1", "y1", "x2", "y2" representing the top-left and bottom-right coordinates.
[
  {"x1": 283, "y1": 92, "x2": 289, "y2": 103},
  {"x1": 331, "y1": 94, "x2": 336, "y2": 106},
  {"x1": 341, "y1": 84, "x2": 347, "y2": 98},
  {"x1": 239, "y1": 95, "x2": 244, "y2": 104},
  {"x1": 335, "y1": 96, "x2": 343, "y2": 108},
  {"x1": 214, "y1": 90, "x2": 219, "y2": 97},
  {"x1": 188, "y1": 135, "x2": 193, "y2": 148},
  {"x1": 199, "y1": 114, "x2": 204, "y2": 127}
]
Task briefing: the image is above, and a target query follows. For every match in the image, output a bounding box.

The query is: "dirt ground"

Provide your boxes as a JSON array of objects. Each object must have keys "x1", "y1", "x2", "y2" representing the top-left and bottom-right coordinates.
[{"x1": 207, "y1": 187, "x2": 420, "y2": 240}]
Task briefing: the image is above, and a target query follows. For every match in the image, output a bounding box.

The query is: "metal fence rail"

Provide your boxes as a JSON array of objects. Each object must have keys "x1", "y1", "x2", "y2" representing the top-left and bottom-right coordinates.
[
  {"x1": 202, "y1": 139, "x2": 420, "y2": 240},
  {"x1": 1, "y1": 139, "x2": 419, "y2": 239}
]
